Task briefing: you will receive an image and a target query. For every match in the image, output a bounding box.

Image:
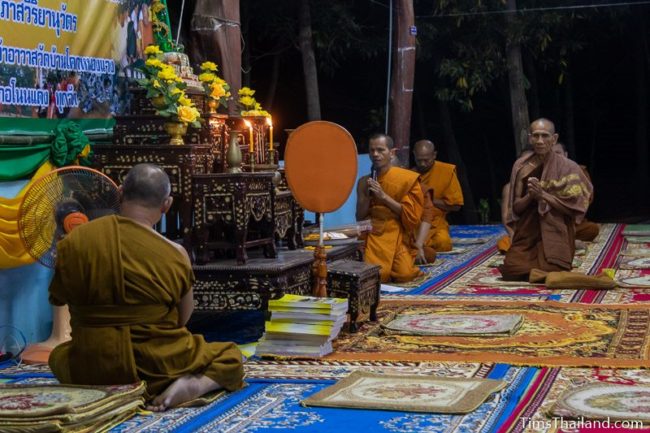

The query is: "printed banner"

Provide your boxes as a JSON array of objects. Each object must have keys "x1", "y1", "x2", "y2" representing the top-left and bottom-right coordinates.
[{"x1": 0, "y1": 0, "x2": 154, "y2": 119}]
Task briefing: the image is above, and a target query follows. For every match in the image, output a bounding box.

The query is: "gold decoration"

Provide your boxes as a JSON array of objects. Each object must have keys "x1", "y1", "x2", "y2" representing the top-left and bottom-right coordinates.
[{"x1": 164, "y1": 121, "x2": 187, "y2": 145}]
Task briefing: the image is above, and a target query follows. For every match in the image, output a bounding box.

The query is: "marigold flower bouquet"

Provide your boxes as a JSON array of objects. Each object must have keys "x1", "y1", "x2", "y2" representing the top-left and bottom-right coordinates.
[
  {"x1": 137, "y1": 45, "x2": 201, "y2": 129},
  {"x1": 198, "y1": 61, "x2": 231, "y2": 112}
]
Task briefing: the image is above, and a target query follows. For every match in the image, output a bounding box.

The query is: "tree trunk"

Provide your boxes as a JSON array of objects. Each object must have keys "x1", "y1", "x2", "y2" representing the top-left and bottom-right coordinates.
[
  {"x1": 438, "y1": 100, "x2": 477, "y2": 224},
  {"x1": 523, "y1": 50, "x2": 539, "y2": 120},
  {"x1": 265, "y1": 50, "x2": 282, "y2": 111},
  {"x1": 563, "y1": 69, "x2": 576, "y2": 159},
  {"x1": 298, "y1": 0, "x2": 321, "y2": 120},
  {"x1": 505, "y1": 0, "x2": 530, "y2": 156},
  {"x1": 241, "y1": 1, "x2": 251, "y2": 88},
  {"x1": 190, "y1": 0, "x2": 241, "y2": 116},
  {"x1": 388, "y1": 0, "x2": 416, "y2": 163},
  {"x1": 634, "y1": 13, "x2": 649, "y2": 206}
]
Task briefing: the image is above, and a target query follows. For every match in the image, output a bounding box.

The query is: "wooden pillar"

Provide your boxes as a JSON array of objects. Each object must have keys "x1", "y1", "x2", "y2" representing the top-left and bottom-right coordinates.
[{"x1": 388, "y1": 0, "x2": 416, "y2": 163}]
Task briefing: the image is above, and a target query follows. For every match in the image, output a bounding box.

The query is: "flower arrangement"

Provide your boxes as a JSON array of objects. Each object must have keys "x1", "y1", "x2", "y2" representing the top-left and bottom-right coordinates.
[
  {"x1": 137, "y1": 45, "x2": 201, "y2": 128},
  {"x1": 198, "y1": 61, "x2": 231, "y2": 111},
  {"x1": 238, "y1": 87, "x2": 270, "y2": 117}
]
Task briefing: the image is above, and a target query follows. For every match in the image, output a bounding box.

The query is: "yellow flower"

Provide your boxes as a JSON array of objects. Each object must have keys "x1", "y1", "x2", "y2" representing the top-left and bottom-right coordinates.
[
  {"x1": 210, "y1": 83, "x2": 226, "y2": 99},
  {"x1": 178, "y1": 95, "x2": 192, "y2": 106},
  {"x1": 201, "y1": 61, "x2": 218, "y2": 72},
  {"x1": 145, "y1": 58, "x2": 164, "y2": 69},
  {"x1": 177, "y1": 105, "x2": 199, "y2": 123},
  {"x1": 170, "y1": 87, "x2": 182, "y2": 95},
  {"x1": 144, "y1": 45, "x2": 162, "y2": 56},
  {"x1": 151, "y1": 79, "x2": 161, "y2": 89},
  {"x1": 158, "y1": 68, "x2": 179, "y2": 82},
  {"x1": 238, "y1": 87, "x2": 255, "y2": 97},
  {"x1": 198, "y1": 72, "x2": 217, "y2": 83},
  {"x1": 239, "y1": 95, "x2": 255, "y2": 108}
]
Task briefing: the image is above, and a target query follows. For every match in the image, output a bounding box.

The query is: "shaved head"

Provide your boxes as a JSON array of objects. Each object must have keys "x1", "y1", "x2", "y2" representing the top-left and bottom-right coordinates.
[
  {"x1": 122, "y1": 163, "x2": 171, "y2": 208},
  {"x1": 413, "y1": 140, "x2": 435, "y2": 154},
  {"x1": 413, "y1": 140, "x2": 437, "y2": 174},
  {"x1": 529, "y1": 118, "x2": 556, "y2": 134}
]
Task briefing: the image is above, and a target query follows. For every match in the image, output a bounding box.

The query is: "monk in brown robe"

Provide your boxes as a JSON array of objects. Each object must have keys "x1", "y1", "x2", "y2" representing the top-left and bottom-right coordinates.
[
  {"x1": 552, "y1": 143, "x2": 600, "y2": 242},
  {"x1": 412, "y1": 140, "x2": 464, "y2": 252},
  {"x1": 357, "y1": 133, "x2": 425, "y2": 283},
  {"x1": 498, "y1": 142, "x2": 598, "y2": 253},
  {"x1": 49, "y1": 164, "x2": 244, "y2": 411},
  {"x1": 499, "y1": 119, "x2": 593, "y2": 281}
]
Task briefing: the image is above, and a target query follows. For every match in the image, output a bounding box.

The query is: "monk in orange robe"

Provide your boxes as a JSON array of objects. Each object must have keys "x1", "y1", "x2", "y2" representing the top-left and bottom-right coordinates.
[
  {"x1": 499, "y1": 119, "x2": 592, "y2": 281},
  {"x1": 49, "y1": 164, "x2": 244, "y2": 411},
  {"x1": 412, "y1": 140, "x2": 464, "y2": 252},
  {"x1": 390, "y1": 155, "x2": 436, "y2": 264},
  {"x1": 357, "y1": 134, "x2": 425, "y2": 283}
]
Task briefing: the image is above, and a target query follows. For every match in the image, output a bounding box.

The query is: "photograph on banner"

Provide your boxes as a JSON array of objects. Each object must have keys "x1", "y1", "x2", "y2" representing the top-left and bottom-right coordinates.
[{"x1": 0, "y1": 0, "x2": 156, "y2": 119}]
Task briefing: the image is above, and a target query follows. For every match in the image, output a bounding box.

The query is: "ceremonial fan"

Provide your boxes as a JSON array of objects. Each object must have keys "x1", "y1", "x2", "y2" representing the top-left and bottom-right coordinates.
[
  {"x1": 17, "y1": 166, "x2": 120, "y2": 364},
  {"x1": 284, "y1": 121, "x2": 358, "y2": 297}
]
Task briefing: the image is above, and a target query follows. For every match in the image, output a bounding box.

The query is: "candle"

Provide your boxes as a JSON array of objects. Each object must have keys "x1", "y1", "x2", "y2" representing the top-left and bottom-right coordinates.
[
  {"x1": 267, "y1": 117, "x2": 273, "y2": 151},
  {"x1": 244, "y1": 120, "x2": 254, "y2": 153}
]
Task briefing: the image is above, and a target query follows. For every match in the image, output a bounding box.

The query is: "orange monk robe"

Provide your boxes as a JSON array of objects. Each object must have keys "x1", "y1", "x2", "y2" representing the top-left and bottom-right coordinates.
[
  {"x1": 49, "y1": 215, "x2": 244, "y2": 400},
  {"x1": 365, "y1": 167, "x2": 425, "y2": 283},
  {"x1": 405, "y1": 182, "x2": 437, "y2": 263},
  {"x1": 419, "y1": 161, "x2": 464, "y2": 252}
]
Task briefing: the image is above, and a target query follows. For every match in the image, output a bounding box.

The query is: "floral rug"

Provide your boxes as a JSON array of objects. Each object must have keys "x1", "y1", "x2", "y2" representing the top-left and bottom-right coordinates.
[
  {"x1": 302, "y1": 371, "x2": 506, "y2": 413},
  {"x1": 549, "y1": 382, "x2": 650, "y2": 423},
  {"x1": 382, "y1": 313, "x2": 524, "y2": 336},
  {"x1": 0, "y1": 382, "x2": 144, "y2": 432},
  {"x1": 329, "y1": 299, "x2": 650, "y2": 367},
  {"x1": 109, "y1": 365, "x2": 536, "y2": 433},
  {"x1": 499, "y1": 367, "x2": 650, "y2": 433}
]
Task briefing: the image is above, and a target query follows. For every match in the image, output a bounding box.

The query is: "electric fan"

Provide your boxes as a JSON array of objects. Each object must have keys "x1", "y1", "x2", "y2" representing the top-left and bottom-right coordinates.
[
  {"x1": 18, "y1": 166, "x2": 121, "y2": 268},
  {"x1": 17, "y1": 166, "x2": 120, "y2": 364}
]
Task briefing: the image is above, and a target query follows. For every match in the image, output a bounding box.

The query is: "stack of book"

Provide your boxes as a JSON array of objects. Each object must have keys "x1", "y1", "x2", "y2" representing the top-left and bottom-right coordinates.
[{"x1": 256, "y1": 294, "x2": 349, "y2": 357}]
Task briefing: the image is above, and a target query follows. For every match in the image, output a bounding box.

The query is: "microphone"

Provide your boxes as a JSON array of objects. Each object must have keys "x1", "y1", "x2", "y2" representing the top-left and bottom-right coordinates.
[{"x1": 371, "y1": 165, "x2": 377, "y2": 181}]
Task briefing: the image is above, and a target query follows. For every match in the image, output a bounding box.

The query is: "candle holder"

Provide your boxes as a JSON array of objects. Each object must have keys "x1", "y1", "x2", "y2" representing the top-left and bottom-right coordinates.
[
  {"x1": 248, "y1": 150, "x2": 256, "y2": 172},
  {"x1": 243, "y1": 115, "x2": 271, "y2": 165}
]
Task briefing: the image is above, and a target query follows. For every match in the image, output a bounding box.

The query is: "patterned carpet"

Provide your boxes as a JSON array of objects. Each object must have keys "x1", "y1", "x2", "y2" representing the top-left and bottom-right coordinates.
[
  {"x1": 4, "y1": 223, "x2": 649, "y2": 432},
  {"x1": 329, "y1": 299, "x2": 650, "y2": 367}
]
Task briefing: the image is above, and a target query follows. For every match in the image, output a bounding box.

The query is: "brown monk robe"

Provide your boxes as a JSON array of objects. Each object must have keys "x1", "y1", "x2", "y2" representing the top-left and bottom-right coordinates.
[
  {"x1": 499, "y1": 119, "x2": 592, "y2": 281},
  {"x1": 413, "y1": 140, "x2": 464, "y2": 252},
  {"x1": 575, "y1": 164, "x2": 599, "y2": 241},
  {"x1": 49, "y1": 164, "x2": 244, "y2": 411},
  {"x1": 498, "y1": 144, "x2": 598, "y2": 254},
  {"x1": 357, "y1": 134, "x2": 425, "y2": 283}
]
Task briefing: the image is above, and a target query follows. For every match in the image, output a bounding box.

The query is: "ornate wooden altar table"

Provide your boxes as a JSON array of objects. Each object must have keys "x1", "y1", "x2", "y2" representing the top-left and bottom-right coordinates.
[
  {"x1": 192, "y1": 172, "x2": 277, "y2": 265},
  {"x1": 93, "y1": 143, "x2": 214, "y2": 248},
  {"x1": 192, "y1": 242, "x2": 364, "y2": 312}
]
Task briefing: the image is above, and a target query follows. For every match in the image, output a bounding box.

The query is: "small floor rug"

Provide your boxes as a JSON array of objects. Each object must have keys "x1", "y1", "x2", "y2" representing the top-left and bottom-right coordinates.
[
  {"x1": 108, "y1": 365, "x2": 534, "y2": 433},
  {"x1": 382, "y1": 313, "x2": 523, "y2": 336},
  {"x1": 499, "y1": 367, "x2": 650, "y2": 433},
  {"x1": 329, "y1": 299, "x2": 650, "y2": 367},
  {"x1": 301, "y1": 371, "x2": 506, "y2": 413},
  {"x1": 549, "y1": 382, "x2": 650, "y2": 423}
]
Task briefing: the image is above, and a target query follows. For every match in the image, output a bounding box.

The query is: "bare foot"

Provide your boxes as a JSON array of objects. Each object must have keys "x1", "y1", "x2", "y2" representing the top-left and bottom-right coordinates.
[{"x1": 146, "y1": 375, "x2": 221, "y2": 412}]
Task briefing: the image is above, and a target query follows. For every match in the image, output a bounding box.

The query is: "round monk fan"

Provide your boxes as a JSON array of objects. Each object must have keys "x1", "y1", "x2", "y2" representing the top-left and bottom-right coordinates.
[
  {"x1": 285, "y1": 121, "x2": 358, "y2": 297},
  {"x1": 18, "y1": 166, "x2": 120, "y2": 268}
]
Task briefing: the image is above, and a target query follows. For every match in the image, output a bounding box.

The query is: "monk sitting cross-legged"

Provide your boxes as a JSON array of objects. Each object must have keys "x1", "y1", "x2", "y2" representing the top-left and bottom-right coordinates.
[
  {"x1": 499, "y1": 118, "x2": 593, "y2": 281},
  {"x1": 356, "y1": 133, "x2": 425, "y2": 283},
  {"x1": 412, "y1": 140, "x2": 463, "y2": 252},
  {"x1": 48, "y1": 163, "x2": 244, "y2": 411}
]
